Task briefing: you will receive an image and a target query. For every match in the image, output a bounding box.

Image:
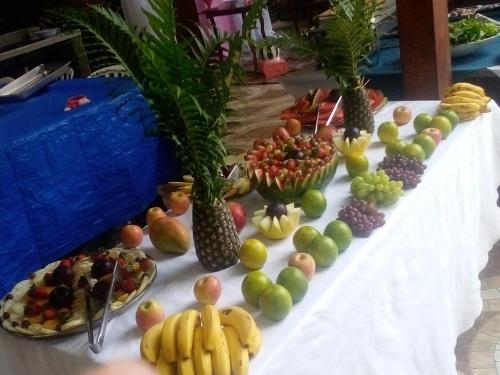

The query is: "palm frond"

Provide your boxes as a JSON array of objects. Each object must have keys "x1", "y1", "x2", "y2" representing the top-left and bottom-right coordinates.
[
  {"x1": 271, "y1": 0, "x2": 380, "y2": 89},
  {"x1": 49, "y1": 0, "x2": 267, "y2": 203}
]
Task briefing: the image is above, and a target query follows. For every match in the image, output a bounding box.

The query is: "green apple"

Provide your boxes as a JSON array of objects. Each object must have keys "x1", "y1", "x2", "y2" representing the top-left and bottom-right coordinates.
[
  {"x1": 438, "y1": 109, "x2": 459, "y2": 129},
  {"x1": 293, "y1": 226, "x2": 320, "y2": 252},
  {"x1": 412, "y1": 134, "x2": 436, "y2": 159},
  {"x1": 323, "y1": 219, "x2": 352, "y2": 253},
  {"x1": 377, "y1": 121, "x2": 399, "y2": 144},
  {"x1": 413, "y1": 113, "x2": 433, "y2": 133},
  {"x1": 308, "y1": 234, "x2": 338, "y2": 267},
  {"x1": 385, "y1": 139, "x2": 406, "y2": 156},
  {"x1": 276, "y1": 267, "x2": 308, "y2": 303},
  {"x1": 239, "y1": 239, "x2": 268, "y2": 270},
  {"x1": 259, "y1": 284, "x2": 293, "y2": 321},
  {"x1": 429, "y1": 115, "x2": 452, "y2": 139},
  {"x1": 241, "y1": 271, "x2": 272, "y2": 307},
  {"x1": 402, "y1": 143, "x2": 425, "y2": 161},
  {"x1": 301, "y1": 189, "x2": 327, "y2": 218}
]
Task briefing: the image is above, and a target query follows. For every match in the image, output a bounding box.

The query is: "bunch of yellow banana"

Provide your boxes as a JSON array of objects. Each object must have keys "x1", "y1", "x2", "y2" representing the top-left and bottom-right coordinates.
[
  {"x1": 140, "y1": 305, "x2": 262, "y2": 375},
  {"x1": 440, "y1": 82, "x2": 491, "y2": 121},
  {"x1": 167, "y1": 175, "x2": 251, "y2": 200}
]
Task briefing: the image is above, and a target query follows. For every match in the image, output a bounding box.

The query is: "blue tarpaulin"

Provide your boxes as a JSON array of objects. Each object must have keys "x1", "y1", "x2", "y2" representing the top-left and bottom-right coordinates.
[{"x1": 0, "y1": 78, "x2": 180, "y2": 296}]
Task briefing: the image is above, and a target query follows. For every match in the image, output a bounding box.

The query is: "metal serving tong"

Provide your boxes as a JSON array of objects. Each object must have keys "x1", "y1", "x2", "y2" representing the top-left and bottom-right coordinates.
[
  {"x1": 314, "y1": 95, "x2": 343, "y2": 134},
  {"x1": 82, "y1": 261, "x2": 119, "y2": 354}
]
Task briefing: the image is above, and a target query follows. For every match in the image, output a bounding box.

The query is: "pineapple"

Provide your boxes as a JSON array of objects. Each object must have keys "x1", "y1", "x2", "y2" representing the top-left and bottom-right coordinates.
[
  {"x1": 192, "y1": 198, "x2": 240, "y2": 271},
  {"x1": 272, "y1": 0, "x2": 380, "y2": 133},
  {"x1": 52, "y1": 0, "x2": 267, "y2": 271}
]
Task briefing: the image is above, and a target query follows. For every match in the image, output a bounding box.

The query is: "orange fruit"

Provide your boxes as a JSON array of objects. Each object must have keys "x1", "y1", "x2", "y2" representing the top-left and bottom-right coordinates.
[{"x1": 285, "y1": 118, "x2": 302, "y2": 136}]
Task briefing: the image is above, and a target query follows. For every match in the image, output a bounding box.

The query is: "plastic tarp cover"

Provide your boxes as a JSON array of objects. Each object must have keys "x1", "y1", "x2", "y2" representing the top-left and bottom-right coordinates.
[{"x1": 0, "y1": 78, "x2": 180, "y2": 296}]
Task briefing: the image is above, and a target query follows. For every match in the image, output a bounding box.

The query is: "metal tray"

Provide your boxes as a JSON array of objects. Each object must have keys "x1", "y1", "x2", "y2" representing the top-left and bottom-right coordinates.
[
  {"x1": 4, "y1": 266, "x2": 157, "y2": 340},
  {"x1": 0, "y1": 250, "x2": 157, "y2": 340},
  {"x1": 0, "y1": 62, "x2": 70, "y2": 102}
]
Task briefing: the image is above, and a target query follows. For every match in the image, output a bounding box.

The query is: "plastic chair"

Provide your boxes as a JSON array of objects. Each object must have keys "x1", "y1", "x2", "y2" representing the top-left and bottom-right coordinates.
[{"x1": 88, "y1": 65, "x2": 129, "y2": 78}]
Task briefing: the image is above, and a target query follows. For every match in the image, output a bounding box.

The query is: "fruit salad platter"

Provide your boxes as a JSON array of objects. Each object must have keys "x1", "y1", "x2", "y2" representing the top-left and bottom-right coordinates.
[
  {"x1": 280, "y1": 88, "x2": 387, "y2": 127},
  {"x1": 0, "y1": 248, "x2": 157, "y2": 338}
]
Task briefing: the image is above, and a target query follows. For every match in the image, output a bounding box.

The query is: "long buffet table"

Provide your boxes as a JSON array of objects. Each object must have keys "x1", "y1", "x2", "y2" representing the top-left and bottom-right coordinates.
[{"x1": 1, "y1": 100, "x2": 500, "y2": 375}]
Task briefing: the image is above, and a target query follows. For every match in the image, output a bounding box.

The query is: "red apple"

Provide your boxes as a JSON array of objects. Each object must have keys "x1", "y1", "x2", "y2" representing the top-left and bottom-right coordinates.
[
  {"x1": 135, "y1": 299, "x2": 166, "y2": 332},
  {"x1": 421, "y1": 127, "x2": 442, "y2": 145},
  {"x1": 273, "y1": 126, "x2": 291, "y2": 142},
  {"x1": 168, "y1": 191, "x2": 190, "y2": 215},
  {"x1": 288, "y1": 252, "x2": 316, "y2": 280},
  {"x1": 227, "y1": 201, "x2": 247, "y2": 232},
  {"x1": 393, "y1": 106, "x2": 412, "y2": 126},
  {"x1": 315, "y1": 126, "x2": 335, "y2": 142},
  {"x1": 120, "y1": 224, "x2": 144, "y2": 249},
  {"x1": 146, "y1": 207, "x2": 167, "y2": 226},
  {"x1": 193, "y1": 275, "x2": 222, "y2": 305}
]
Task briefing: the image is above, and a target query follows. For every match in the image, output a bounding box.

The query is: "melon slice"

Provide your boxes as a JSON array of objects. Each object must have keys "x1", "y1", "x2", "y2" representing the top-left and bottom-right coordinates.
[
  {"x1": 252, "y1": 203, "x2": 301, "y2": 239},
  {"x1": 259, "y1": 216, "x2": 272, "y2": 233},
  {"x1": 269, "y1": 217, "x2": 283, "y2": 239}
]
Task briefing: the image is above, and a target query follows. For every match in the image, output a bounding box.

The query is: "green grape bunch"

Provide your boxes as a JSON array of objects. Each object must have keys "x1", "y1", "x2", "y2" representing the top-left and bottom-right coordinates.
[{"x1": 350, "y1": 170, "x2": 404, "y2": 206}]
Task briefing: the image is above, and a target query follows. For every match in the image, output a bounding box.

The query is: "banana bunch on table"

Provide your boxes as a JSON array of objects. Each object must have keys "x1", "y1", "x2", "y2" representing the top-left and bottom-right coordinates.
[
  {"x1": 140, "y1": 305, "x2": 262, "y2": 375},
  {"x1": 440, "y1": 82, "x2": 491, "y2": 121},
  {"x1": 167, "y1": 173, "x2": 251, "y2": 200}
]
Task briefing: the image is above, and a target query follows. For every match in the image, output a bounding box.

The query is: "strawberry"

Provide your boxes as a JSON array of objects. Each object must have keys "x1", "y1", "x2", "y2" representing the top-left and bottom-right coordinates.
[
  {"x1": 32, "y1": 286, "x2": 55, "y2": 299},
  {"x1": 24, "y1": 304, "x2": 42, "y2": 317},
  {"x1": 139, "y1": 258, "x2": 154, "y2": 273},
  {"x1": 59, "y1": 259, "x2": 72, "y2": 268},
  {"x1": 118, "y1": 278, "x2": 137, "y2": 294},
  {"x1": 43, "y1": 307, "x2": 58, "y2": 321}
]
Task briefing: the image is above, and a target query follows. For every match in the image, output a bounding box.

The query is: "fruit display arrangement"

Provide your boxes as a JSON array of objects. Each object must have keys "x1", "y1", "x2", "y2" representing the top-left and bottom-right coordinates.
[
  {"x1": 245, "y1": 134, "x2": 338, "y2": 204},
  {"x1": 440, "y1": 82, "x2": 491, "y2": 121},
  {"x1": 0, "y1": 248, "x2": 156, "y2": 337},
  {"x1": 140, "y1": 305, "x2": 261, "y2": 375},
  {"x1": 280, "y1": 88, "x2": 387, "y2": 127}
]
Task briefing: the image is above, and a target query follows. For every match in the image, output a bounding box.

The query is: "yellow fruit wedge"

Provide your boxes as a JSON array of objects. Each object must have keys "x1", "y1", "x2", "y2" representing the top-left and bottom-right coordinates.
[
  {"x1": 279, "y1": 215, "x2": 294, "y2": 236},
  {"x1": 287, "y1": 208, "x2": 301, "y2": 227},
  {"x1": 269, "y1": 217, "x2": 283, "y2": 239},
  {"x1": 259, "y1": 216, "x2": 272, "y2": 233}
]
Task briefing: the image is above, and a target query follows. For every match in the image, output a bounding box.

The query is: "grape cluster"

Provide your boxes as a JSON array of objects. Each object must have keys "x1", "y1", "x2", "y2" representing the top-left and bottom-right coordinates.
[
  {"x1": 377, "y1": 155, "x2": 426, "y2": 189},
  {"x1": 383, "y1": 168, "x2": 420, "y2": 189},
  {"x1": 350, "y1": 170, "x2": 404, "y2": 206},
  {"x1": 338, "y1": 200, "x2": 385, "y2": 237}
]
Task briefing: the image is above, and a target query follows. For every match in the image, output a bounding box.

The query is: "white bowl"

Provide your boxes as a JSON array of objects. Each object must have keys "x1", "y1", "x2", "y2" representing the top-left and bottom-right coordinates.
[
  {"x1": 34, "y1": 28, "x2": 59, "y2": 39},
  {"x1": 451, "y1": 32, "x2": 500, "y2": 58}
]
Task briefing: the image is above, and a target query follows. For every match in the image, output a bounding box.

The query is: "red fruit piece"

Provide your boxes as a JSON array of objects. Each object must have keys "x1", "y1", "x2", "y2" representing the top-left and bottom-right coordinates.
[
  {"x1": 24, "y1": 304, "x2": 42, "y2": 317},
  {"x1": 59, "y1": 259, "x2": 72, "y2": 268},
  {"x1": 139, "y1": 258, "x2": 154, "y2": 273},
  {"x1": 285, "y1": 159, "x2": 297, "y2": 171},
  {"x1": 118, "y1": 278, "x2": 137, "y2": 294},
  {"x1": 43, "y1": 307, "x2": 58, "y2": 321},
  {"x1": 32, "y1": 286, "x2": 56, "y2": 299},
  {"x1": 43, "y1": 273, "x2": 55, "y2": 286}
]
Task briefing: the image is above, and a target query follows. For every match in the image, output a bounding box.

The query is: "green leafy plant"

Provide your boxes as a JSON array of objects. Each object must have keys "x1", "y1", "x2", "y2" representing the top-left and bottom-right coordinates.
[
  {"x1": 449, "y1": 17, "x2": 500, "y2": 45},
  {"x1": 269, "y1": 0, "x2": 381, "y2": 132},
  {"x1": 50, "y1": 0, "x2": 267, "y2": 271}
]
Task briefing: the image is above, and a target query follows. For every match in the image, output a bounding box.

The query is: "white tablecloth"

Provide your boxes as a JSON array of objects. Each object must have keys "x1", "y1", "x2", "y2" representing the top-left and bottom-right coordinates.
[{"x1": 2, "y1": 101, "x2": 500, "y2": 375}]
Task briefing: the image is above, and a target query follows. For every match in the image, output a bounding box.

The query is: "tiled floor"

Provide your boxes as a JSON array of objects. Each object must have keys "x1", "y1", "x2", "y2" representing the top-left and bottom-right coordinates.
[{"x1": 456, "y1": 241, "x2": 500, "y2": 375}]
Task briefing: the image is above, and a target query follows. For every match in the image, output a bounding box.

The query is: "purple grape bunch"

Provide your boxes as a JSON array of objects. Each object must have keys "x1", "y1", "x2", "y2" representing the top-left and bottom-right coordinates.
[
  {"x1": 338, "y1": 199, "x2": 385, "y2": 237},
  {"x1": 377, "y1": 154, "x2": 426, "y2": 189}
]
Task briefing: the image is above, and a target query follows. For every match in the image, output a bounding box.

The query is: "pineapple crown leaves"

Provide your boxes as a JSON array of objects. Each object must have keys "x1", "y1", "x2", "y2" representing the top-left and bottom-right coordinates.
[
  {"x1": 270, "y1": 0, "x2": 380, "y2": 90},
  {"x1": 49, "y1": 0, "x2": 267, "y2": 204}
]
